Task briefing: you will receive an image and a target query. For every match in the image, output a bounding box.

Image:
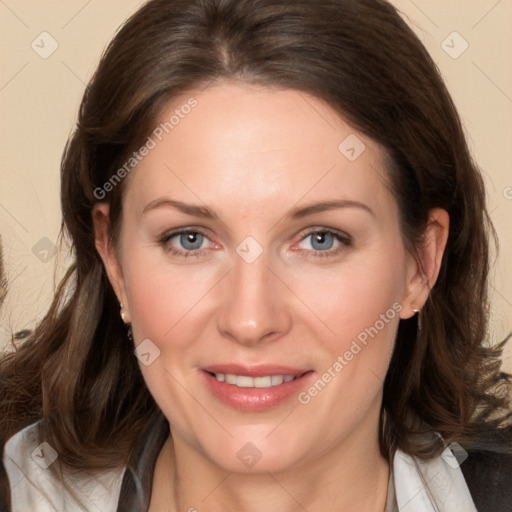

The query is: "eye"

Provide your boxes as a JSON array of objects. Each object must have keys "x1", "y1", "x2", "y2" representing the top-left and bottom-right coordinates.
[
  {"x1": 295, "y1": 228, "x2": 352, "y2": 258},
  {"x1": 158, "y1": 228, "x2": 214, "y2": 258},
  {"x1": 158, "y1": 227, "x2": 352, "y2": 259}
]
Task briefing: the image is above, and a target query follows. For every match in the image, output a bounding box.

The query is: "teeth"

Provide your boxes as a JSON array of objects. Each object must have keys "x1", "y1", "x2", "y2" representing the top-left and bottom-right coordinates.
[{"x1": 212, "y1": 373, "x2": 299, "y2": 388}]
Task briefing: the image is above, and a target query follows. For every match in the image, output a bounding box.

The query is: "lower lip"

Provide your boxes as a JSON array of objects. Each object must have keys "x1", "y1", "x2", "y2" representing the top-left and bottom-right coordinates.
[{"x1": 200, "y1": 370, "x2": 315, "y2": 412}]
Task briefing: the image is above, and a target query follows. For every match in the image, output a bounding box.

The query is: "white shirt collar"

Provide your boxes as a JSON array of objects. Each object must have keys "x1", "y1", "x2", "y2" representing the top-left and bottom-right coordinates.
[{"x1": 392, "y1": 445, "x2": 477, "y2": 511}]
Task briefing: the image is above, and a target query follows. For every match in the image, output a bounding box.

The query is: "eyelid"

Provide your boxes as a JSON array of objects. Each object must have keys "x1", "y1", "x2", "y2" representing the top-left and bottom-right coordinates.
[
  {"x1": 289, "y1": 227, "x2": 352, "y2": 258},
  {"x1": 157, "y1": 227, "x2": 215, "y2": 257},
  {"x1": 159, "y1": 226, "x2": 212, "y2": 241},
  {"x1": 294, "y1": 226, "x2": 352, "y2": 244}
]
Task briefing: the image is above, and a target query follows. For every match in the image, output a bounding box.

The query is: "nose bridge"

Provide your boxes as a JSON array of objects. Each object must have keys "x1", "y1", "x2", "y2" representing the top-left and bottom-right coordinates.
[{"x1": 216, "y1": 242, "x2": 291, "y2": 345}]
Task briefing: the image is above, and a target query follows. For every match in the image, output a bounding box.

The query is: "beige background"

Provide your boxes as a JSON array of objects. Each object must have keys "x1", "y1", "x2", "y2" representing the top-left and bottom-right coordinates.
[{"x1": 0, "y1": 1, "x2": 511, "y2": 371}]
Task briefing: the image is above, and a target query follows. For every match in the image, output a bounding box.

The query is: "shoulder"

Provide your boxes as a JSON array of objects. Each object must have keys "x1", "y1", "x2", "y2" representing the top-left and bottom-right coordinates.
[
  {"x1": 2, "y1": 421, "x2": 126, "y2": 512},
  {"x1": 460, "y1": 427, "x2": 512, "y2": 512}
]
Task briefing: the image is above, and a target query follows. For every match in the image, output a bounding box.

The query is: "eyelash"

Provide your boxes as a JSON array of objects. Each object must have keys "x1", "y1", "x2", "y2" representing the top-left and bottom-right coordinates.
[{"x1": 157, "y1": 227, "x2": 352, "y2": 259}]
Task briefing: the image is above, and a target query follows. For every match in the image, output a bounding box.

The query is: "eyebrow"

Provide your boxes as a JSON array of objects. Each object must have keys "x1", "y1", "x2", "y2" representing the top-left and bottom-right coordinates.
[
  {"x1": 143, "y1": 198, "x2": 219, "y2": 218},
  {"x1": 142, "y1": 198, "x2": 374, "y2": 219}
]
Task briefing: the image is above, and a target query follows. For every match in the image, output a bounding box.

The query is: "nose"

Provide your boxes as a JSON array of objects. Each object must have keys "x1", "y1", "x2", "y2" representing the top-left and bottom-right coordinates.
[{"x1": 216, "y1": 248, "x2": 292, "y2": 347}]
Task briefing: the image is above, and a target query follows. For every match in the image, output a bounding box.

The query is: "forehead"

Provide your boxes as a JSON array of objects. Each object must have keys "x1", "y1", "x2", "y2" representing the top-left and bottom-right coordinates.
[{"x1": 124, "y1": 82, "x2": 396, "y2": 222}]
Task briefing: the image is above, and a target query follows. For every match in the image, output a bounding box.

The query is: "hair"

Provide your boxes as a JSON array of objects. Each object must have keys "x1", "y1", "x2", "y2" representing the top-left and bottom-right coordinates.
[{"x1": 1, "y1": 0, "x2": 511, "y2": 475}]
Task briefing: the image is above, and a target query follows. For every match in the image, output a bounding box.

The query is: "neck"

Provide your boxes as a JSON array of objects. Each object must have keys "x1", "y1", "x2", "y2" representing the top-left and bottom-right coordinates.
[{"x1": 151, "y1": 406, "x2": 390, "y2": 512}]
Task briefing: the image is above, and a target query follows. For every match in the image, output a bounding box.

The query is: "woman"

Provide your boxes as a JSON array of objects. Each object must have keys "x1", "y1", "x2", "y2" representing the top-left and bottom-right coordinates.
[{"x1": 1, "y1": 0, "x2": 511, "y2": 510}]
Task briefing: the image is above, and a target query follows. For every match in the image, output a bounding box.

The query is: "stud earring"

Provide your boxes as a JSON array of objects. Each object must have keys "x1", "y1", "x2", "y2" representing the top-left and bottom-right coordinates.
[
  {"x1": 120, "y1": 302, "x2": 126, "y2": 322},
  {"x1": 119, "y1": 302, "x2": 133, "y2": 341}
]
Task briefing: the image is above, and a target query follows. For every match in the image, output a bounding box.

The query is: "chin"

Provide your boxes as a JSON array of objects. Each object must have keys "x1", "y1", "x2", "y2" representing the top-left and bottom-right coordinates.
[{"x1": 199, "y1": 431, "x2": 315, "y2": 475}]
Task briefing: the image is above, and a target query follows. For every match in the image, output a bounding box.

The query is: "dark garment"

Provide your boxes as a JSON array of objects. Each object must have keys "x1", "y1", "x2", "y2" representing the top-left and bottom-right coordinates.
[
  {"x1": 0, "y1": 451, "x2": 10, "y2": 512},
  {"x1": 460, "y1": 440, "x2": 512, "y2": 512},
  {"x1": 116, "y1": 409, "x2": 169, "y2": 512}
]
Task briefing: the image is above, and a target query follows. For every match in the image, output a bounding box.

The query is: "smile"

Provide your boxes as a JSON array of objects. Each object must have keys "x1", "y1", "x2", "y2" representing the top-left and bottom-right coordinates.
[
  {"x1": 200, "y1": 368, "x2": 315, "y2": 411},
  {"x1": 209, "y1": 372, "x2": 304, "y2": 388}
]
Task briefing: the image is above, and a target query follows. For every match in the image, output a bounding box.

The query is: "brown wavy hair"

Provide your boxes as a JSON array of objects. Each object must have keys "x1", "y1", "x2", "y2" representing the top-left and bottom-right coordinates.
[{"x1": 1, "y1": 0, "x2": 511, "y2": 474}]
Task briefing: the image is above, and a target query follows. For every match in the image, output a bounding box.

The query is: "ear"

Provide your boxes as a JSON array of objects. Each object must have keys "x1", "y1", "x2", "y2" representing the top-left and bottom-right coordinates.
[
  {"x1": 92, "y1": 202, "x2": 131, "y2": 323},
  {"x1": 400, "y1": 208, "x2": 449, "y2": 320}
]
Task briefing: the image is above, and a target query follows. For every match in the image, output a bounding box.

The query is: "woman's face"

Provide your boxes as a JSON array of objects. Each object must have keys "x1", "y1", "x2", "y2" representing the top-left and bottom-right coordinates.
[{"x1": 98, "y1": 82, "x2": 425, "y2": 473}]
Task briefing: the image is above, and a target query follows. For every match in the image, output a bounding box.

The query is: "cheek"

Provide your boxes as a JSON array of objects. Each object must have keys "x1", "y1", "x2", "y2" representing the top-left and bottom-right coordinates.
[
  {"x1": 292, "y1": 247, "x2": 405, "y2": 349},
  {"x1": 122, "y1": 246, "x2": 217, "y2": 347},
  {"x1": 121, "y1": 249, "x2": 212, "y2": 425},
  {"x1": 291, "y1": 252, "x2": 404, "y2": 434}
]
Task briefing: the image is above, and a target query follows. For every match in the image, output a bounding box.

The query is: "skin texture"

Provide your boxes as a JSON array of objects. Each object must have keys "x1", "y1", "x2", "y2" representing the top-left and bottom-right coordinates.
[{"x1": 93, "y1": 81, "x2": 449, "y2": 512}]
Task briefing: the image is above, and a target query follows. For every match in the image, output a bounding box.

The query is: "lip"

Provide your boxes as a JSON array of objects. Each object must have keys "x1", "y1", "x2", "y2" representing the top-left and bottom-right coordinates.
[{"x1": 199, "y1": 365, "x2": 315, "y2": 412}]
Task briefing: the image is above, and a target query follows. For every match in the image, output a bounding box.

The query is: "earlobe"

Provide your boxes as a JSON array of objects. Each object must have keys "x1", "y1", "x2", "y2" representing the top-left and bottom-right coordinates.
[
  {"x1": 92, "y1": 203, "x2": 130, "y2": 321},
  {"x1": 400, "y1": 208, "x2": 449, "y2": 319}
]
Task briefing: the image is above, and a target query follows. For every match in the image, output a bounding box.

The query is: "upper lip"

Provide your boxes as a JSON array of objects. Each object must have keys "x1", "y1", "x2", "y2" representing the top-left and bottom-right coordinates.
[{"x1": 201, "y1": 364, "x2": 311, "y2": 377}]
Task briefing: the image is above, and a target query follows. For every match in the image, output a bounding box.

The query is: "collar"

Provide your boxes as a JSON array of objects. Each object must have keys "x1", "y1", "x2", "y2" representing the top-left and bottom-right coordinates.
[{"x1": 392, "y1": 447, "x2": 477, "y2": 511}]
